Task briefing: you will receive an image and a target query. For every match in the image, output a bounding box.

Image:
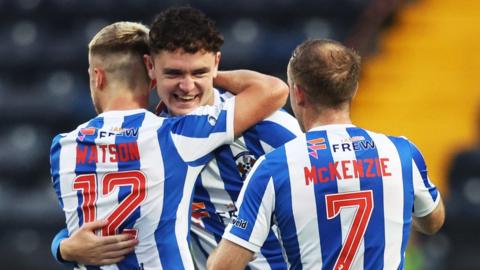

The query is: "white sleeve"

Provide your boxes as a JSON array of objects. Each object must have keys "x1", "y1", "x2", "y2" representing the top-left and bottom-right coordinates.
[
  {"x1": 412, "y1": 159, "x2": 440, "y2": 217},
  {"x1": 171, "y1": 97, "x2": 235, "y2": 163},
  {"x1": 409, "y1": 141, "x2": 441, "y2": 217}
]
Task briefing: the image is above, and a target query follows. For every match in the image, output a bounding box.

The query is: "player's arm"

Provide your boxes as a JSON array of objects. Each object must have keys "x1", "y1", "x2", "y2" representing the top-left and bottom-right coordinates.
[
  {"x1": 53, "y1": 220, "x2": 138, "y2": 266},
  {"x1": 214, "y1": 70, "x2": 289, "y2": 136},
  {"x1": 51, "y1": 228, "x2": 76, "y2": 267},
  {"x1": 413, "y1": 197, "x2": 445, "y2": 235},
  {"x1": 207, "y1": 239, "x2": 254, "y2": 270},
  {"x1": 409, "y1": 140, "x2": 445, "y2": 235}
]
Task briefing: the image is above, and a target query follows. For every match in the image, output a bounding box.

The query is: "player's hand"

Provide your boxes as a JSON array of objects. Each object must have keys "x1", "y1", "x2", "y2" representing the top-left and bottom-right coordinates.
[{"x1": 60, "y1": 220, "x2": 139, "y2": 266}]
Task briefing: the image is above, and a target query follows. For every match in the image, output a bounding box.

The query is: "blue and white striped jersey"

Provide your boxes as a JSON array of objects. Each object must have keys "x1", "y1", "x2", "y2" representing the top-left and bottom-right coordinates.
[
  {"x1": 50, "y1": 99, "x2": 235, "y2": 270},
  {"x1": 224, "y1": 124, "x2": 440, "y2": 270},
  {"x1": 189, "y1": 89, "x2": 303, "y2": 270}
]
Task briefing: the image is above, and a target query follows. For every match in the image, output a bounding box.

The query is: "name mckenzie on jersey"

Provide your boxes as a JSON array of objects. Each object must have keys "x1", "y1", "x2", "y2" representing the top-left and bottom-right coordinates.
[{"x1": 304, "y1": 157, "x2": 392, "y2": 185}]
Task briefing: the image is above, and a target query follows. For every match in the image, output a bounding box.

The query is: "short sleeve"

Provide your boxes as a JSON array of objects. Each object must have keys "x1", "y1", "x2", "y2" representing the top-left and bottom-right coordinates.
[
  {"x1": 409, "y1": 141, "x2": 440, "y2": 217},
  {"x1": 169, "y1": 97, "x2": 235, "y2": 163},
  {"x1": 223, "y1": 156, "x2": 275, "y2": 252}
]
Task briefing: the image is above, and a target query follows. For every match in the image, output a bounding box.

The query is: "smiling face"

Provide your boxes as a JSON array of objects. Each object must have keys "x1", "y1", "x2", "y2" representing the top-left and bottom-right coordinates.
[{"x1": 148, "y1": 49, "x2": 220, "y2": 116}]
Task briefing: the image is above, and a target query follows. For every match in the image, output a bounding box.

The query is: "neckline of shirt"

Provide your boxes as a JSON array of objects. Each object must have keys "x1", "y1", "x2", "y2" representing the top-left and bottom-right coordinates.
[
  {"x1": 308, "y1": 123, "x2": 356, "y2": 132},
  {"x1": 97, "y1": 108, "x2": 150, "y2": 117}
]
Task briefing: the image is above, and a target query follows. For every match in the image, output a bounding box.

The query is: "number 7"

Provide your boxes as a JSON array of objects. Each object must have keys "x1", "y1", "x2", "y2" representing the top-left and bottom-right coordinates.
[{"x1": 325, "y1": 190, "x2": 374, "y2": 270}]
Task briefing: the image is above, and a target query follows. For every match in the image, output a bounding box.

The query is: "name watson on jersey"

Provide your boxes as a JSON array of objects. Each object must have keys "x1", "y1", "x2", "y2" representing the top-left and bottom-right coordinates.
[
  {"x1": 76, "y1": 142, "x2": 140, "y2": 164},
  {"x1": 304, "y1": 157, "x2": 392, "y2": 185}
]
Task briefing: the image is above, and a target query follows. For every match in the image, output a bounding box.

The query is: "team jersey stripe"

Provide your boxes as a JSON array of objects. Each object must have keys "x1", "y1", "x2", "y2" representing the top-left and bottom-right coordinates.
[
  {"x1": 254, "y1": 115, "x2": 299, "y2": 150},
  {"x1": 156, "y1": 122, "x2": 188, "y2": 270},
  {"x1": 229, "y1": 158, "x2": 271, "y2": 244},
  {"x1": 132, "y1": 112, "x2": 164, "y2": 269},
  {"x1": 186, "y1": 153, "x2": 215, "y2": 167},
  {"x1": 308, "y1": 130, "x2": 341, "y2": 269},
  {"x1": 326, "y1": 128, "x2": 365, "y2": 269},
  {"x1": 275, "y1": 146, "x2": 302, "y2": 269},
  {"x1": 215, "y1": 146, "x2": 242, "y2": 203},
  {"x1": 51, "y1": 134, "x2": 65, "y2": 209},
  {"x1": 243, "y1": 128, "x2": 265, "y2": 157},
  {"x1": 193, "y1": 174, "x2": 217, "y2": 221},
  {"x1": 190, "y1": 232, "x2": 211, "y2": 268},
  {"x1": 170, "y1": 109, "x2": 227, "y2": 137},
  {"x1": 198, "y1": 219, "x2": 224, "y2": 244},
  {"x1": 114, "y1": 113, "x2": 145, "y2": 270},
  {"x1": 250, "y1": 179, "x2": 276, "y2": 249},
  {"x1": 193, "y1": 175, "x2": 231, "y2": 247},
  {"x1": 388, "y1": 136, "x2": 414, "y2": 270},
  {"x1": 370, "y1": 133, "x2": 404, "y2": 270},
  {"x1": 346, "y1": 127, "x2": 385, "y2": 269},
  {"x1": 75, "y1": 117, "x2": 104, "y2": 270},
  {"x1": 75, "y1": 117, "x2": 104, "y2": 228},
  {"x1": 180, "y1": 166, "x2": 205, "y2": 268},
  {"x1": 408, "y1": 141, "x2": 438, "y2": 201},
  {"x1": 259, "y1": 228, "x2": 288, "y2": 270},
  {"x1": 58, "y1": 128, "x2": 83, "y2": 255}
]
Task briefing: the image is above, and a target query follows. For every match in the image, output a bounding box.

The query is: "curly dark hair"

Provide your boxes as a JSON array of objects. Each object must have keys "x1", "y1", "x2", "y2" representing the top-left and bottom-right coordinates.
[{"x1": 149, "y1": 6, "x2": 224, "y2": 54}]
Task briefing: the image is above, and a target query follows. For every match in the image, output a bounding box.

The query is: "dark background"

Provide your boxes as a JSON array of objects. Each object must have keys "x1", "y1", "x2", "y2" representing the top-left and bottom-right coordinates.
[{"x1": 0, "y1": 0, "x2": 476, "y2": 269}]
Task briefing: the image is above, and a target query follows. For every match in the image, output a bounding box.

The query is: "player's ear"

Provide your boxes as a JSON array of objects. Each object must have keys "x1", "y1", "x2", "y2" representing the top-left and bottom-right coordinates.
[
  {"x1": 352, "y1": 82, "x2": 359, "y2": 99},
  {"x1": 144, "y1": 54, "x2": 156, "y2": 81},
  {"x1": 293, "y1": 84, "x2": 306, "y2": 107},
  {"x1": 212, "y1": 52, "x2": 221, "y2": 77},
  {"x1": 94, "y1": 67, "x2": 106, "y2": 90}
]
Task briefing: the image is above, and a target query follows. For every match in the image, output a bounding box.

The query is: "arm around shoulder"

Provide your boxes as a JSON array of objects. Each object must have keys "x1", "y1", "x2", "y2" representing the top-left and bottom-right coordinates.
[{"x1": 215, "y1": 70, "x2": 289, "y2": 136}]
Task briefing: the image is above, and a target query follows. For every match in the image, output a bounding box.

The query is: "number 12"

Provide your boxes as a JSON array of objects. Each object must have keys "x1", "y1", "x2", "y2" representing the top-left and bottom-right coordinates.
[{"x1": 73, "y1": 170, "x2": 147, "y2": 237}]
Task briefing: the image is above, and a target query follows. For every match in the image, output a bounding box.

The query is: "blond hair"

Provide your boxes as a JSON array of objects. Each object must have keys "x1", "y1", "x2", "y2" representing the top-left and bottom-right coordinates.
[{"x1": 89, "y1": 22, "x2": 150, "y2": 89}]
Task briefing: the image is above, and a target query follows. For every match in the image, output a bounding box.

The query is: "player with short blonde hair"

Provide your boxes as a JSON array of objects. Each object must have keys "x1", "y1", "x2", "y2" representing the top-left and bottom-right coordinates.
[{"x1": 50, "y1": 20, "x2": 288, "y2": 269}]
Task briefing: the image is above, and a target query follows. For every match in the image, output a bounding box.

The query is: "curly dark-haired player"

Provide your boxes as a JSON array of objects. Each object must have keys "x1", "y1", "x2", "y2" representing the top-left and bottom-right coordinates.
[
  {"x1": 145, "y1": 8, "x2": 301, "y2": 269},
  {"x1": 51, "y1": 7, "x2": 300, "y2": 270}
]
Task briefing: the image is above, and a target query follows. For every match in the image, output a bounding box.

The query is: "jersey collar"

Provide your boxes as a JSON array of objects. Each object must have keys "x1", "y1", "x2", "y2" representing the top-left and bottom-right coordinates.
[{"x1": 308, "y1": 124, "x2": 356, "y2": 132}]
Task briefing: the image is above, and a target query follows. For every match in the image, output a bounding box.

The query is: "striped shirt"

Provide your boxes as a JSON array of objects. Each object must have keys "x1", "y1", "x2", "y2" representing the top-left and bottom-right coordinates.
[
  {"x1": 50, "y1": 99, "x2": 235, "y2": 270},
  {"x1": 224, "y1": 124, "x2": 440, "y2": 270},
  {"x1": 189, "y1": 90, "x2": 302, "y2": 270}
]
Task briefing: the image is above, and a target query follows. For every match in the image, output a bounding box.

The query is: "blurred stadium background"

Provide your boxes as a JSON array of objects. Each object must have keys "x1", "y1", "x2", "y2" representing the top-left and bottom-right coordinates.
[{"x1": 0, "y1": 0, "x2": 479, "y2": 269}]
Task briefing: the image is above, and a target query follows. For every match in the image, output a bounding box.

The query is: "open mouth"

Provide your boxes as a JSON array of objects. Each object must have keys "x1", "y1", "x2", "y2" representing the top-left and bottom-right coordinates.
[{"x1": 173, "y1": 93, "x2": 199, "y2": 102}]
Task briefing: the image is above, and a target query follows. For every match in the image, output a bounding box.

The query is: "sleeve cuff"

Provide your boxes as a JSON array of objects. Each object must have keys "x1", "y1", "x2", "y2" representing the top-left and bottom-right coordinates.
[
  {"x1": 413, "y1": 193, "x2": 441, "y2": 218},
  {"x1": 51, "y1": 228, "x2": 77, "y2": 267},
  {"x1": 223, "y1": 231, "x2": 261, "y2": 253}
]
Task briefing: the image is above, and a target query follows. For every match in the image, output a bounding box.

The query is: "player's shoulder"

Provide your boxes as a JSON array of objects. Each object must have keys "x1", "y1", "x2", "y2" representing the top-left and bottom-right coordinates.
[
  {"x1": 264, "y1": 133, "x2": 306, "y2": 160},
  {"x1": 355, "y1": 127, "x2": 420, "y2": 156},
  {"x1": 255, "y1": 137, "x2": 305, "y2": 186},
  {"x1": 263, "y1": 109, "x2": 297, "y2": 123},
  {"x1": 52, "y1": 121, "x2": 90, "y2": 142},
  {"x1": 256, "y1": 109, "x2": 302, "y2": 135},
  {"x1": 350, "y1": 126, "x2": 412, "y2": 144}
]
